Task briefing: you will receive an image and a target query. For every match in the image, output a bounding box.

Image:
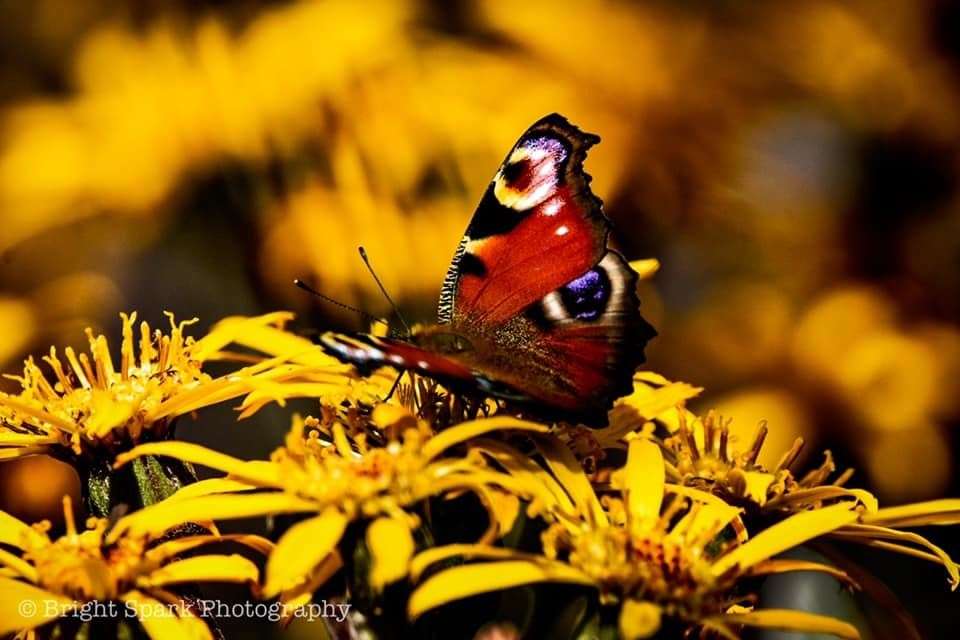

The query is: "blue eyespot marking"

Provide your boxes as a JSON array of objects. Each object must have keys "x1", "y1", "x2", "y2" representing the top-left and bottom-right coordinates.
[{"x1": 560, "y1": 268, "x2": 610, "y2": 321}]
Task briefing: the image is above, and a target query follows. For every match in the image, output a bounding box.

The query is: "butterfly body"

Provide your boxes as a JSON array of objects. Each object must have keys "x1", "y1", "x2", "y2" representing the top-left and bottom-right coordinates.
[{"x1": 321, "y1": 114, "x2": 656, "y2": 424}]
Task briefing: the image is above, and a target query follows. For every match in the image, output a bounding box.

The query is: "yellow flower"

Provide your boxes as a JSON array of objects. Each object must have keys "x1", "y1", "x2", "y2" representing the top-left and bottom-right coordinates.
[
  {"x1": 661, "y1": 410, "x2": 960, "y2": 588},
  {"x1": 410, "y1": 436, "x2": 865, "y2": 639},
  {"x1": 0, "y1": 311, "x2": 331, "y2": 461},
  {"x1": 662, "y1": 410, "x2": 875, "y2": 513},
  {"x1": 108, "y1": 408, "x2": 549, "y2": 605},
  {"x1": 0, "y1": 497, "x2": 270, "y2": 640},
  {"x1": 0, "y1": 310, "x2": 370, "y2": 517}
]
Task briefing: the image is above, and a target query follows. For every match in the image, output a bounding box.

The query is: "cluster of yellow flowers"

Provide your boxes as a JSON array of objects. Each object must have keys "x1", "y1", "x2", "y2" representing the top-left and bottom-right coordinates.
[
  {"x1": 2, "y1": 0, "x2": 959, "y2": 514},
  {"x1": 1, "y1": 495, "x2": 270, "y2": 639},
  {"x1": 1, "y1": 312, "x2": 958, "y2": 639}
]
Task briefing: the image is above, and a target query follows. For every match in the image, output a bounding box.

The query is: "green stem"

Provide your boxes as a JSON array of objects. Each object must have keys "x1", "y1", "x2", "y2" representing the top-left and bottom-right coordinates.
[{"x1": 81, "y1": 455, "x2": 198, "y2": 517}]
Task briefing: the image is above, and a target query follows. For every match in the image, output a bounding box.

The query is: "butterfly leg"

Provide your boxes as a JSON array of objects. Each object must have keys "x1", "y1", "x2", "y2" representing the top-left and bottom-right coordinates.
[{"x1": 383, "y1": 371, "x2": 404, "y2": 403}]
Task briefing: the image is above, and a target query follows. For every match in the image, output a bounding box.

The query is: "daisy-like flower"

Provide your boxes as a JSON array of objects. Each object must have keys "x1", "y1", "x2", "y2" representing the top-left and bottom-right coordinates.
[
  {"x1": 661, "y1": 410, "x2": 875, "y2": 514},
  {"x1": 106, "y1": 406, "x2": 549, "y2": 609},
  {"x1": 410, "y1": 436, "x2": 866, "y2": 639},
  {"x1": 0, "y1": 497, "x2": 270, "y2": 640},
  {"x1": 660, "y1": 410, "x2": 960, "y2": 587},
  {"x1": 0, "y1": 311, "x2": 363, "y2": 515}
]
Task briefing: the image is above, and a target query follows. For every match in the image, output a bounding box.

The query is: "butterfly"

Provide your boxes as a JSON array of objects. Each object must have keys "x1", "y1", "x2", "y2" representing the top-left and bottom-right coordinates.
[{"x1": 319, "y1": 114, "x2": 656, "y2": 425}]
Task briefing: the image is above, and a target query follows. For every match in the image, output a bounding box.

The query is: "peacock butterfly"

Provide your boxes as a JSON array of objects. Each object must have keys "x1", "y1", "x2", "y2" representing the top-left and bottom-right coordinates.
[{"x1": 319, "y1": 114, "x2": 656, "y2": 424}]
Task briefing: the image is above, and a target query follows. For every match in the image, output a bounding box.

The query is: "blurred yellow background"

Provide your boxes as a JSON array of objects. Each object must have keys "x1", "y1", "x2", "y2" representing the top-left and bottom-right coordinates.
[{"x1": 1, "y1": 1, "x2": 959, "y2": 613}]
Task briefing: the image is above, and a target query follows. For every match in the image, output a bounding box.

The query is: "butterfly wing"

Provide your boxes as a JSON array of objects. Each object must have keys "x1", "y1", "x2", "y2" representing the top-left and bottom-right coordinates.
[
  {"x1": 436, "y1": 114, "x2": 654, "y2": 422},
  {"x1": 322, "y1": 114, "x2": 655, "y2": 425},
  {"x1": 437, "y1": 113, "x2": 608, "y2": 326},
  {"x1": 320, "y1": 249, "x2": 655, "y2": 423},
  {"x1": 432, "y1": 249, "x2": 653, "y2": 423},
  {"x1": 511, "y1": 250, "x2": 655, "y2": 419}
]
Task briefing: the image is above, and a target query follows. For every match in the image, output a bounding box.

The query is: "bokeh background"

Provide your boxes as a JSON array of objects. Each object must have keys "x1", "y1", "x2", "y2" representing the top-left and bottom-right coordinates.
[{"x1": 1, "y1": 0, "x2": 959, "y2": 637}]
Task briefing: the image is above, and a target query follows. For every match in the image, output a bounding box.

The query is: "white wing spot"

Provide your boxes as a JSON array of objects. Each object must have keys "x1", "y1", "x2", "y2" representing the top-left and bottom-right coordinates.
[{"x1": 541, "y1": 291, "x2": 568, "y2": 322}]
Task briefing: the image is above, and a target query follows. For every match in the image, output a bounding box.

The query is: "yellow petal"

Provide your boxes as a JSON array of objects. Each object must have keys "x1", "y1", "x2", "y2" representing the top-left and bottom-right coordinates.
[
  {"x1": 672, "y1": 502, "x2": 741, "y2": 546},
  {"x1": 485, "y1": 488, "x2": 520, "y2": 537},
  {"x1": 278, "y1": 552, "x2": 343, "y2": 620},
  {"x1": 165, "y1": 478, "x2": 258, "y2": 502},
  {"x1": 470, "y1": 439, "x2": 576, "y2": 515},
  {"x1": 0, "y1": 393, "x2": 78, "y2": 432},
  {"x1": 145, "y1": 534, "x2": 274, "y2": 565},
  {"x1": 666, "y1": 484, "x2": 734, "y2": 509},
  {"x1": 114, "y1": 441, "x2": 283, "y2": 488},
  {"x1": 422, "y1": 417, "x2": 550, "y2": 460},
  {"x1": 199, "y1": 313, "x2": 336, "y2": 369},
  {"x1": 619, "y1": 599, "x2": 662, "y2": 639},
  {"x1": 236, "y1": 382, "x2": 355, "y2": 418},
  {"x1": 191, "y1": 312, "x2": 297, "y2": 360},
  {"x1": 713, "y1": 609, "x2": 860, "y2": 639},
  {"x1": 264, "y1": 508, "x2": 348, "y2": 597},
  {"x1": 628, "y1": 258, "x2": 660, "y2": 281},
  {"x1": 0, "y1": 510, "x2": 47, "y2": 550},
  {"x1": 623, "y1": 438, "x2": 664, "y2": 527},
  {"x1": 121, "y1": 590, "x2": 213, "y2": 640},
  {"x1": 410, "y1": 545, "x2": 539, "y2": 582},
  {"x1": 367, "y1": 517, "x2": 415, "y2": 591},
  {"x1": 146, "y1": 377, "x2": 254, "y2": 421},
  {"x1": 108, "y1": 492, "x2": 316, "y2": 543},
  {"x1": 742, "y1": 471, "x2": 775, "y2": 504},
  {"x1": 86, "y1": 391, "x2": 137, "y2": 438},
  {"x1": 0, "y1": 433, "x2": 59, "y2": 446},
  {"x1": 616, "y1": 379, "x2": 703, "y2": 424},
  {"x1": 766, "y1": 486, "x2": 878, "y2": 514},
  {"x1": 831, "y1": 523, "x2": 959, "y2": 588},
  {"x1": 535, "y1": 435, "x2": 607, "y2": 527},
  {"x1": 745, "y1": 560, "x2": 856, "y2": 587},
  {"x1": 408, "y1": 560, "x2": 594, "y2": 619},
  {"x1": 331, "y1": 422, "x2": 354, "y2": 458},
  {"x1": 634, "y1": 371, "x2": 672, "y2": 385},
  {"x1": 0, "y1": 446, "x2": 51, "y2": 460},
  {"x1": 371, "y1": 403, "x2": 418, "y2": 430},
  {"x1": 420, "y1": 470, "x2": 551, "y2": 512},
  {"x1": 711, "y1": 503, "x2": 858, "y2": 576},
  {"x1": 0, "y1": 577, "x2": 74, "y2": 635},
  {"x1": 0, "y1": 547, "x2": 38, "y2": 582},
  {"x1": 863, "y1": 499, "x2": 960, "y2": 528},
  {"x1": 138, "y1": 554, "x2": 259, "y2": 588}
]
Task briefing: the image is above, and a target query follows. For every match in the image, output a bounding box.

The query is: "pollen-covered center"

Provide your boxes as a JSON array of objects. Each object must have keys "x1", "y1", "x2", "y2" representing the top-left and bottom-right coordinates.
[
  {"x1": 560, "y1": 267, "x2": 611, "y2": 321},
  {"x1": 27, "y1": 516, "x2": 139, "y2": 602}
]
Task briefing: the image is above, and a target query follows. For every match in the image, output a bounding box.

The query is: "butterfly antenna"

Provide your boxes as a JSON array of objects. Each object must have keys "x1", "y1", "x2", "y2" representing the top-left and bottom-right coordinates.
[
  {"x1": 358, "y1": 246, "x2": 412, "y2": 337},
  {"x1": 294, "y1": 278, "x2": 389, "y2": 329}
]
